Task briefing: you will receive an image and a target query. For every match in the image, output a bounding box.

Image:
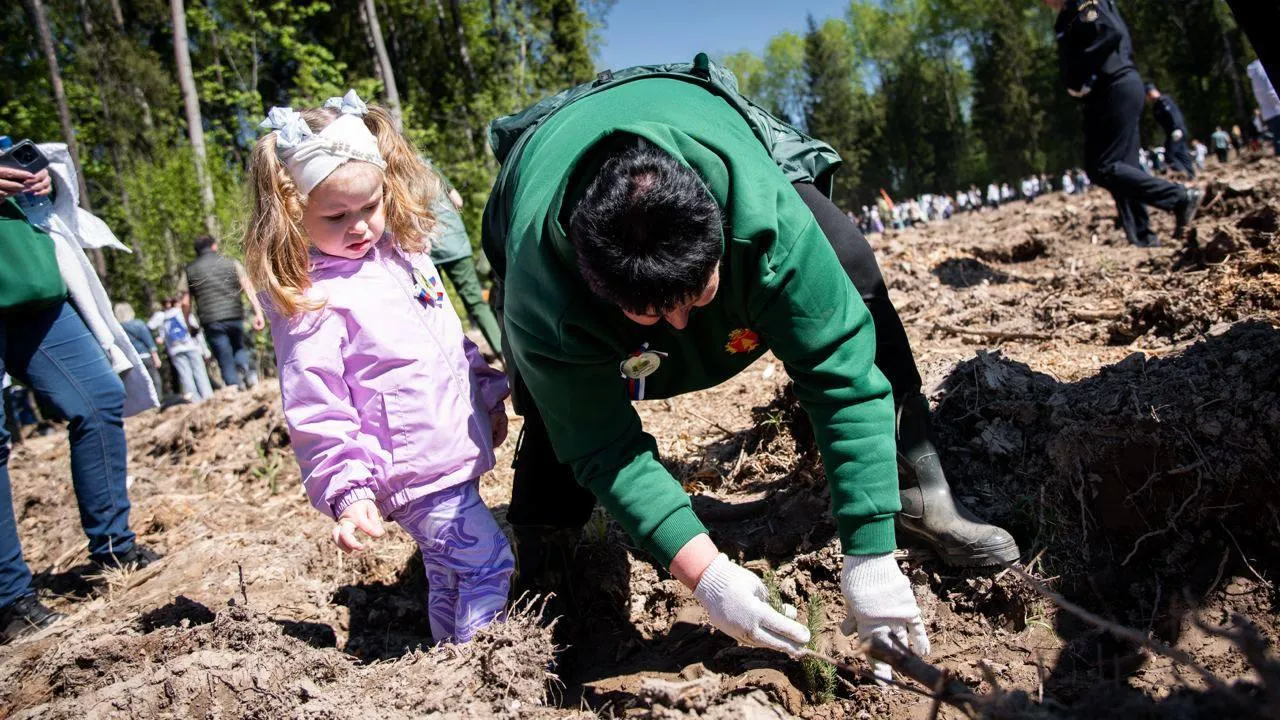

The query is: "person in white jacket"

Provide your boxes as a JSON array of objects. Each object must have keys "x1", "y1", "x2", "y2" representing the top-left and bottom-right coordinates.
[
  {"x1": 0, "y1": 142, "x2": 159, "y2": 644},
  {"x1": 1247, "y1": 59, "x2": 1280, "y2": 155}
]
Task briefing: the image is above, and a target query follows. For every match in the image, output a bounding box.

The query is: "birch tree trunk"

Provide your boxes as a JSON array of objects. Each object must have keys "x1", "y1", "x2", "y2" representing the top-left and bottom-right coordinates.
[
  {"x1": 170, "y1": 0, "x2": 219, "y2": 237},
  {"x1": 361, "y1": 0, "x2": 403, "y2": 131},
  {"x1": 448, "y1": 0, "x2": 477, "y2": 88},
  {"x1": 25, "y1": 0, "x2": 92, "y2": 211},
  {"x1": 25, "y1": 0, "x2": 108, "y2": 280}
]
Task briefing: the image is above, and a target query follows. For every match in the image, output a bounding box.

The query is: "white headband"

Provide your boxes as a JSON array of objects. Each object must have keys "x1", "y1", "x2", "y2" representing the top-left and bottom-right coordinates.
[{"x1": 260, "y1": 90, "x2": 387, "y2": 195}]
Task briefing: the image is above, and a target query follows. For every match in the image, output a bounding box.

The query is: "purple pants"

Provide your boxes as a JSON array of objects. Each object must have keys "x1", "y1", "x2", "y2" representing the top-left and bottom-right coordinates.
[{"x1": 393, "y1": 480, "x2": 514, "y2": 643}]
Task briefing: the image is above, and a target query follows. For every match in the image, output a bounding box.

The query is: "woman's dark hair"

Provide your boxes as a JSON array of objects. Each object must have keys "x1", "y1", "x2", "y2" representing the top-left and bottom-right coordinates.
[{"x1": 568, "y1": 140, "x2": 723, "y2": 315}]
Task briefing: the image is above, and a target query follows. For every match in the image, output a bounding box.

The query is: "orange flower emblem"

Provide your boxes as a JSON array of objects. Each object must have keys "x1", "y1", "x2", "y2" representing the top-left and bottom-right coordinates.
[{"x1": 725, "y1": 328, "x2": 760, "y2": 354}]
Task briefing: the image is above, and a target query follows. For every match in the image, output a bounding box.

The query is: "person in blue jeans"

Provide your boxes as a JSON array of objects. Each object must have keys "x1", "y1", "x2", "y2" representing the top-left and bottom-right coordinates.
[
  {"x1": 179, "y1": 235, "x2": 266, "y2": 390},
  {"x1": 0, "y1": 161, "x2": 160, "y2": 644}
]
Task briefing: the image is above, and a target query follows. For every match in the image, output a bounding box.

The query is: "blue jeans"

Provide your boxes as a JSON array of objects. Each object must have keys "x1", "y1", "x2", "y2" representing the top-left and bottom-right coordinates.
[
  {"x1": 204, "y1": 320, "x2": 257, "y2": 389},
  {"x1": 0, "y1": 300, "x2": 134, "y2": 609},
  {"x1": 169, "y1": 349, "x2": 213, "y2": 401}
]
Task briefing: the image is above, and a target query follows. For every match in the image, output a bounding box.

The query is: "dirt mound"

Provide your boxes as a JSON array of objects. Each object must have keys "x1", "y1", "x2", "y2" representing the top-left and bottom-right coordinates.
[
  {"x1": 1110, "y1": 185, "x2": 1280, "y2": 345},
  {"x1": 2, "y1": 599, "x2": 563, "y2": 719},
  {"x1": 935, "y1": 321, "x2": 1280, "y2": 581}
]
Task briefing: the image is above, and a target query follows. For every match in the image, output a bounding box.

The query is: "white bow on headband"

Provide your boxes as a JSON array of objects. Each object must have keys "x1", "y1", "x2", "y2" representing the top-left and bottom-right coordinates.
[
  {"x1": 323, "y1": 89, "x2": 371, "y2": 116},
  {"x1": 260, "y1": 89, "x2": 386, "y2": 194}
]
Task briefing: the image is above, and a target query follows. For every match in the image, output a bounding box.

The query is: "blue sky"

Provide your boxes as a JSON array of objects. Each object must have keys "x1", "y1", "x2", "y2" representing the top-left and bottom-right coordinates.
[{"x1": 594, "y1": 0, "x2": 852, "y2": 71}]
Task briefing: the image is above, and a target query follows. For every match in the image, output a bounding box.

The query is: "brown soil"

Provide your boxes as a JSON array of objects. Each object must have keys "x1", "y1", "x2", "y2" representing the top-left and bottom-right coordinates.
[{"x1": 1, "y1": 156, "x2": 1278, "y2": 719}]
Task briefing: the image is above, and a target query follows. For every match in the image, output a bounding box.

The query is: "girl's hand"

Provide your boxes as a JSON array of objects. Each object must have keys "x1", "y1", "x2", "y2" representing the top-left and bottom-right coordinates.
[
  {"x1": 489, "y1": 407, "x2": 509, "y2": 447},
  {"x1": 333, "y1": 499, "x2": 385, "y2": 553}
]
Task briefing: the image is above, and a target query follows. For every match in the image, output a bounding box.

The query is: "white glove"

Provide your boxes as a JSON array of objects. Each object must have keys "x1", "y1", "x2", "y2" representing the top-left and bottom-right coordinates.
[
  {"x1": 840, "y1": 553, "x2": 930, "y2": 682},
  {"x1": 1172, "y1": 129, "x2": 1184, "y2": 142},
  {"x1": 1067, "y1": 84, "x2": 1092, "y2": 98},
  {"x1": 693, "y1": 553, "x2": 811, "y2": 656}
]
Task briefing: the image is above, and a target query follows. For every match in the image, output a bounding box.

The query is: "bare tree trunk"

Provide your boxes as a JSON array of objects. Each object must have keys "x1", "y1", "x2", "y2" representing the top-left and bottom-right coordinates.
[
  {"x1": 25, "y1": 0, "x2": 92, "y2": 211},
  {"x1": 356, "y1": 1, "x2": 392, "y2": 126},
  {"x1": 170, "y1": 0, "x2": 219, "y2": 237},
  {"x1": 361, "y1": 0, "x2": 403, "y2": 131},
  {"x1": 1219, "y1": 20, "x2": 1247, "y2": 125},
  {"x1": 516, "y1": 21, "x2": 528, "y2": 97},
  {"x1": 25, "y1": 0, "x2": 108, "y2": 280},
  {"x1": 99, "y1": 0, "x2": 155, "y2": 134},
  {"x1": 448, "y1": 0, "x2": 477, "y2": 88}
]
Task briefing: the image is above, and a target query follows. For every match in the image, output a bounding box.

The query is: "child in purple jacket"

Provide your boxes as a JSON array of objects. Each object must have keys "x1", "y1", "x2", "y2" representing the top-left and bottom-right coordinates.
[{"x1": 243, "y1": 91, "x2": 513, "y2": 643}]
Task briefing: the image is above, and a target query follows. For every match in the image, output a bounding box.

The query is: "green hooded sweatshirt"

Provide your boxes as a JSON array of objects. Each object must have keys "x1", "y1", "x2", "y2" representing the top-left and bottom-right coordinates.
[{"x1": 496, "y1": 77, "x2": 900, "y2": 568}]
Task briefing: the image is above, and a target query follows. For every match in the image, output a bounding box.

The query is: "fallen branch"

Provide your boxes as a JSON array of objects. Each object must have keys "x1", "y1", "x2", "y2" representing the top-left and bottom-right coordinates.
[
  {"x1": 1068, "y1": 308, "x2": 1124, "y2": 322},
  {"x1": 934, "y1": 324, "x2": 1054, "y2": 342},
  {"x1": 1007, "y1": 566, "x2": 1230, "y2": 695}
]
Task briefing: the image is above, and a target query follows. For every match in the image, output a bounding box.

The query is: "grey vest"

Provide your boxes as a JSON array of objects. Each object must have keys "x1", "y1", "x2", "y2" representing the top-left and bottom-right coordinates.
[{"x1": 186, "y1": 251, "x2": 243, "y2": 323}]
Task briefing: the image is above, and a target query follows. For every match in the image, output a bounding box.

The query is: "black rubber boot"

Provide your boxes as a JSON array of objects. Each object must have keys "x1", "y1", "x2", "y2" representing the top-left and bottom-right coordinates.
[
  {"x1": 895, "y1": 394, "x2": 1020, "y2": 567},
  {"x1": 0, "y1": 594, "x2": 64, "y2": 644},
  {"x1": 510, "y1": 525, "x2": 582, "y2": 614},
  {"x1": 1175, "y1": 187, "x2": 1203, "y2": 237}
]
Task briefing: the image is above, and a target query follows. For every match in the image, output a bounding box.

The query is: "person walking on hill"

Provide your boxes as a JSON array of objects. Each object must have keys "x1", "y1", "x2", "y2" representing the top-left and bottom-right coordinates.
[
  {"x1": 180, "y1": 235, "x2": 265, "y2": 391},
  {"x1": 1192, "y1": 139, "x2": 1208, "y2": 169},
  {"x1": 148, "y1": 297, "x2": 213, "y2": 403},
  {"x1": 1145, "y1": 83, "x2": 1195, "y2": 179},
  {"x1": 1211, "y1": 126, "x2": 1231, "y2": 163},
  {"x1": 424, "y1": 161, "x2": 503, "y2": 356},
  {"x1": 114, "y1": 303, "x2": 163, "y2": 397},
  {"x1": 0, "y1": 141, "x2": 159, "y2": 644},
  {"x1": 1247, "y1": 59, "x2": 1280, "y2": 156},
  {"x1": 1049, "y1": 0, "x2": 1201, "y2": 247}
]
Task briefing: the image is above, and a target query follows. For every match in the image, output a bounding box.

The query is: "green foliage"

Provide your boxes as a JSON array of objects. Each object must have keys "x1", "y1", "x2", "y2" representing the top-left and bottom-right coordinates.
[
  {"x1": 3, "y1": 0, "x2": 1263, "y2": 320},
  {"x1": 110, "y1": 146, "x2": 246, "y2": 309},
  {"x1": 722, "y1": 0, "x2": 1260, "y2": 204},
  {"x1": 971, "y1": 1, "x2": 1044, "y2": 181},
  {"x1": 2, "y1": 0, "x2": 601, "y2": 321},
  {"x1": 805, "y1": 17, "x2": 868, "y2": 209}
]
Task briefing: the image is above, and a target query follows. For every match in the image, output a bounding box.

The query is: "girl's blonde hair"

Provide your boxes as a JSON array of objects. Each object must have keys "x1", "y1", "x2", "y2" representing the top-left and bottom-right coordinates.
[{"x1": 243, "y1": 104, "x2": 440, "y2": 317}]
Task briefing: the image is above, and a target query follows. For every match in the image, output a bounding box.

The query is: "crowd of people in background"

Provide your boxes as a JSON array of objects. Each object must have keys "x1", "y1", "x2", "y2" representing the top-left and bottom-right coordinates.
[
  {"x1": 3, "y1": 234, "x2": 264, "y2": 442},
  {"x1": 848, "y1": 101, "x2": 1278, "y2": 239},
  {"x1": 848, "y1": 168, "x2": 1095, "y2": 235},
  {"x1": 844, "y1": 49, "x2": 1279, "y2": 242}
]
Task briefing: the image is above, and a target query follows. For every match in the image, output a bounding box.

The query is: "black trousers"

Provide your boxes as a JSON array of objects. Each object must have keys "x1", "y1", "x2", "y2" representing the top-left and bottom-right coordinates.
[
  {"x1": 1083, "y1": 70, "x2": 1187, "y2": 245},
  {"x1": 504, "y1": 181, "x2": 924, "y2": 530},
  {"x1": 1166, "y1": 139, "x2": 1196, "y2": 179}
]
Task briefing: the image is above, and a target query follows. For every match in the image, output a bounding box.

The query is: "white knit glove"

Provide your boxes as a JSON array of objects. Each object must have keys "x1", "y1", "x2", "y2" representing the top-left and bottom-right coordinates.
[
  {"x1": 840, "y1": 553, "x2": 930, "y2": 682},
  {"x1": 1172, "y1": 129, "x2": 1184, "y2": 142},
  {"x1": 693, "y1": 554, "x2": 811, "y2": 656}
]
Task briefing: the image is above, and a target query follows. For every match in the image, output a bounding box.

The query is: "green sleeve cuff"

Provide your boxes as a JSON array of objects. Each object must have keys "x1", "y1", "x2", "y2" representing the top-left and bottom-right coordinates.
[
  {"x1": 839, "y1": 514, "x2": 897, "y2": 556},
  {"x1": 644, "y1": 504, "x2": 709, "y2": 568}
]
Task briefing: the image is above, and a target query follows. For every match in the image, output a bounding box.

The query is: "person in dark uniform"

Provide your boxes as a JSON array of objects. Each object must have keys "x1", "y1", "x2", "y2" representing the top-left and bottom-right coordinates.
[
  {"x1": 1146, "y1": 83, "x2": 1192, "y2": 178},
  {"x1": 1049, "y1": 0, "x2": 1201, "y2": 248},
  {"x1": 1145, "y1": 83, "x2": 1195, "y2": 179}
]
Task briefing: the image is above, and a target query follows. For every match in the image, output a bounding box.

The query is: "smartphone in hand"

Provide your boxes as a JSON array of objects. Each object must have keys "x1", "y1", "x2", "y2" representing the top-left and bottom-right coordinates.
[{"x1": 0, "y1": 140, "x2": 50, "y2": 175}]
